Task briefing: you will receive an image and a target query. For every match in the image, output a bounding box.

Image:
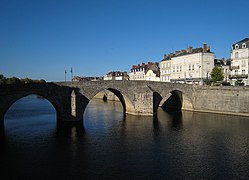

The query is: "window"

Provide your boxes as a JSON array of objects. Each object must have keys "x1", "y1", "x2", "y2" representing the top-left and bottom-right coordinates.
[
  {"x1": 189, "y1": 65, "x2": 191, "y2": 71},
  {"x1": 235, "y1": 70, "x2": 238, "y2": 75},
  {"x1": 235, "y1": 44, "x2": 239, "y2": 49},
  {"x1": 192, "y1": 65, "x2": 194, "y2": 70},
  {"x1": 180, "y1": 66, "x2": 182, "y2": 72},
  {"x1": 242, "y1": 43, "x2": 246, "y2": 48},
  {"x1": 235, "y1": 52, "x2": 239, "y2": 58},
  {"x1": 242, "y1": 60, "x2": 246, "y2": 67},
  {"x1": 168, "y1": 63, "x2": 170, "y2": 67},
  {"x1": 242, "y1": 70, "x2": 245, "y2": 75}
]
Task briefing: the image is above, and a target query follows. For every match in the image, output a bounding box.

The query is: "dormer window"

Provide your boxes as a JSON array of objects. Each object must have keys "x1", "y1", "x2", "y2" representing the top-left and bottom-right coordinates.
[
  {"x1": 242, "y1": 43, "x2": 246, "y2": 48},
  {"x1": 235, "y1": 44, "x2": 239, "y2": 49}
]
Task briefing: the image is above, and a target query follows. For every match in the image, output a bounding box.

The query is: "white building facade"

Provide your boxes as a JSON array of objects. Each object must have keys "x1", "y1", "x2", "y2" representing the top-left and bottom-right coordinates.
[
  {"x1": 160, "y1": 54, "x2": 171, "y2": 82},
  {"x1": 161, "y1": 44, "x2": 215, "y2": 84},
  {"x1": 145, "y1": 69, "x2": 161, "y2": 81},
  {"x1": 103, "y1": 71, "x2": 128, "y2": 81},
  {"x1": 229, "y1": 38, "x2": 249, "y2": 85},
  {"x1": 129, "y1": 67, "x2": 146, "y2": 80},
  {"x1": 129, "y1": 62, "x2": 160, "y2": 81}
]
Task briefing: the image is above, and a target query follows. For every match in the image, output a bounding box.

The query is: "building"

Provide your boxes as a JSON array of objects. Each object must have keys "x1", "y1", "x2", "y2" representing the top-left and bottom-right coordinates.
[
  {"x1": 129, "y1": 62, "x2": 160, "y2": 81},
  {"x1": 160, "y1": 54, "x2": 171, "y2": 82},
  {"x1": 103, "y1": 71, "x2": 129, "y2": 81},
  {"x1": 145, "y1": 63, "x2": 160, "y2": 81},
  {"x1": 72, "y1": 76, "x2": 103, "y2": 82},
  {"x1": 229, "y1": 38, "x2": 249, "y2": 86},
  {"x1": 160, "y1": 43, "x2": 215, "y2": 84}
]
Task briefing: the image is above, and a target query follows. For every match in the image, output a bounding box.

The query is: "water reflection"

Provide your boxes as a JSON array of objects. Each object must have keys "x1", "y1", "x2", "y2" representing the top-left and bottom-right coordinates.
[
  {"x1": 2, "y1": 97, "x2": 249, "y2": 179},
  {"x1": 0, "y1": 121, "x2": 5, "y2": 147},
  {"x1": 56, "y1": 121, "x2": 85, "y2": 138}
]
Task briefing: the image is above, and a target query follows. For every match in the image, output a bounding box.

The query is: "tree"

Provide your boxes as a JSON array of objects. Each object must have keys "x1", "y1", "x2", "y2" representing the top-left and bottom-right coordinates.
[
  {"x1": 210, "y1": 66, "x2": 224, "y2": 83},
  {"x1": 235, "y1": 79, "x2": 244, "y2": 86},
  {"x1": 0, "y1": 74, "x2": 6, "y2": 85},
  {"x1": 6, "y1": 77, "x2": 21, "y2": 84}
]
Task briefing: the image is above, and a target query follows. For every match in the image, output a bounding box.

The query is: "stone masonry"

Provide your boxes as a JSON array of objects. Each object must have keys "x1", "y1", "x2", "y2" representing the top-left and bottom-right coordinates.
[{"x1": 1, "y1": 81, "x2": 249, "y2": 130}]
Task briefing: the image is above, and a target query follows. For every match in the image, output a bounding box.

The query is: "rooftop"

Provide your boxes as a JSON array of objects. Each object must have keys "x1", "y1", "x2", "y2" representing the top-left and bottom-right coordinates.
[
  {"x1": 233, "y1": 38, "x2": 249, "y2": 45},
  {"x1": 161, "y1": 43, "x2": 213, "y2": 61}
]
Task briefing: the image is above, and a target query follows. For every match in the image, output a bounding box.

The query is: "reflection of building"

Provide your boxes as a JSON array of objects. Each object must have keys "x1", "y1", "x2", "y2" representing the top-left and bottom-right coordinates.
[
  {"x1": 129, "y1": 62, "x2": 160, "y2": 81},
  {"x1": 103, "y1": 71, "x2": 129, "y2": 80},
  {"x1": 229, "y1": 38, "x2": 249, "y2": 86},
  {"x1": 161, "y1": 43, "x2": 214, "y2": 84}
]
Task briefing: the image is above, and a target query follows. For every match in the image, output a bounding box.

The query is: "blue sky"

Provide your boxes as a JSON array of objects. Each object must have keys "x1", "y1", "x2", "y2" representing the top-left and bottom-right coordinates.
[{"x1": 0, "y1": 0, "x2": 249, "y2": 81}]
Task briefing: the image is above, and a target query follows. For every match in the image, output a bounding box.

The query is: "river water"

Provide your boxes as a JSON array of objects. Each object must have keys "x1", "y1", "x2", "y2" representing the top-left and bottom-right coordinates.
[{"x1": 1, "y1": 95, "x2": 249, "y2": 179}]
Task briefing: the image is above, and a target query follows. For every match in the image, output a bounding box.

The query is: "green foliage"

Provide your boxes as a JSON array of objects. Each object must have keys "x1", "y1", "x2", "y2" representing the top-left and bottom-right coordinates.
[
  {"x1": 0, "y1": 74, "x2": 46, "y2": 85},
  {"x1": 6, "y1": 77, "x2": 21, "y2": 84},
  {"x1": 204, "y1": 79, "x2": 211, "y2": 86},
  {"x1": 0, "y1": 74, "x2": 6, "y2": 85},
  {"x1": 235, "y1": 79, "x2": 244, "y2": 86},
  {"x1": 210, "y1": 66, "x2": 224, "y2": 83},
  {"x1": 21, "y1": 78, "x2": 33, "y2": 84}
]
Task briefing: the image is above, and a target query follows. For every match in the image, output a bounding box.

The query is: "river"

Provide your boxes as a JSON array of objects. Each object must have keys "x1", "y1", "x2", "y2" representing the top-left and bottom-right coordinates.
[{"x1": 1, "y1": 95, "x2": 249, "y2": 179}]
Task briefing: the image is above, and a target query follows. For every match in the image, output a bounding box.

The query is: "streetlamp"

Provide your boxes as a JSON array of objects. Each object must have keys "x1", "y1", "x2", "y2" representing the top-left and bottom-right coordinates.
[
  {"x1": 65, "y1": 69, "x2": 67, "y2": 82},
  {"x1": 71, "y1": 68, "x2": 73, "y2": 82},
  {"x1": 198, "y1": 65, "x2": 202, "y2": 85}
]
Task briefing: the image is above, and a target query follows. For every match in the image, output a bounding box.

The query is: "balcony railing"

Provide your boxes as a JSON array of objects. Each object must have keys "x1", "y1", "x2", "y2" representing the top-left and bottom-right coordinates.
[
  {"x1": 229, "y1": 66, "x2": 240, "y2": 70},
  {"x1": 229, "y1": 74, "x2": 248, "y2": 79}
]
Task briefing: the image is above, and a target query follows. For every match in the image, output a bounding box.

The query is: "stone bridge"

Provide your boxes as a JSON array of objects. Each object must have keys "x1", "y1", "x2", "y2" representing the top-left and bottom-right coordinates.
[{"x1": 1, "y1": 80, "x2": 249, "y2": 128}]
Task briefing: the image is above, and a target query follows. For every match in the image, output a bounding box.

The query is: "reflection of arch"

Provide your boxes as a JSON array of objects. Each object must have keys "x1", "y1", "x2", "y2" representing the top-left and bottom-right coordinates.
[
  {"x1": 155, "y1": 89, "x2": 193, "y2": 114},
  {"x1": 3, "y1": 92, "x2": 61, "y2": 120}
]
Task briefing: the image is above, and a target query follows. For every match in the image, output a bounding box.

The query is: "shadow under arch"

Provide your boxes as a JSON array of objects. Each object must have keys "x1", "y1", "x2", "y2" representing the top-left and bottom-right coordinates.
[
  {"x1": 2, "y1": 92, "x2": 62, "y2": 124},
  {"x1": 154, "y1": 89, "x2": 193, "y2": 115},
  {"x1": 107, "y1": 88, "x2": 136, "y2": 115}
]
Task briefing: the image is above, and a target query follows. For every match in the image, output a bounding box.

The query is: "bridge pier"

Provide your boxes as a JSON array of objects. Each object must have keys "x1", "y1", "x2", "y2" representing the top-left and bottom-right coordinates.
[
  {"x1": 56, "y1": 89, "x2": 86, "y2": 122},
  {"x1": 132, "y1": 91, "x2": 154, "y2": 116},
  {"x1": 57, "y1": 114, "x2": 83, "y2": 122}
]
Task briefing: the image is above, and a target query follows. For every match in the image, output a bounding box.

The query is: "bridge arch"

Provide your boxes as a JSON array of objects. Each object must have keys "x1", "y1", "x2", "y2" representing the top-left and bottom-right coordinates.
[
  {"x1": 155, "y1": 88, "x2": 194, "y2": 114},
  {"x1": 83, "y1": 87, "x2": 136, "y2": 116},
  {"x1": 2, "y1": 91, "x2": 63, "y2": 122}
]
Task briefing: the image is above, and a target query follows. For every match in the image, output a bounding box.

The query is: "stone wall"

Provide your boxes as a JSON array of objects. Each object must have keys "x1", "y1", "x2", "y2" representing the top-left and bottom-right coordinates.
[{"x1": 193, "y1": 86, "x2": 249, "y2": 116}]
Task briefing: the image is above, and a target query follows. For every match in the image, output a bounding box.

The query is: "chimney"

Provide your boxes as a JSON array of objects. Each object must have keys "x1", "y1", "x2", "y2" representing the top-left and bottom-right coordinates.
[
  {"x1": 169, "y1": 53, "x2": 174, "y2": 58},
  {"x1": 186, "y1": 46, "x2": 192, "y2": 53},
  {"x1": 148, "y1": 62, "x2": 153, "y2": 68},
  {"x1": 132, "y1": 65, "x2": 136, "y2": 69},
  {"x1": 203, "y1": 43, "x2": 207, "y2": 53},
  {"x1": 175, "y1": 50, "x2": 181, "y2": 56},
  {"x1": 138, "y1": 64, "x2": 140, "y2": 68},
  {"x1": 181, "y1": 50, "x2": 185, "y2": 54},
  {"x1": 164, "y1": 54, "x2": 167, "y2": 59},
  {"x1": 155, "y1": 62, "x2": 159, "y2": 67},
  {"x1": 222, "y1": 58, "x2": 225, "y2": 65},
  {"x1": 189, "y1": 46, "x2": 192, "y2": 53},
  {"x1": 142, "y1": 63, "x2": 145, "y2": 67}
]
